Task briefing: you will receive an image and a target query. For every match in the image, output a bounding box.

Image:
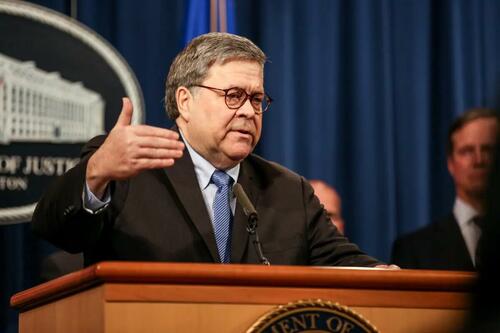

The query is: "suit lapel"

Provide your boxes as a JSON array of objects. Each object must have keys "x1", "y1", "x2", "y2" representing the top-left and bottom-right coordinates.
[
  {"x1": 164, "y1": 145, "x2": 220, "y2": 263},
  {"x1": 445, "y1": 215, "x2": 475, "y2": 268},
  {"x1": 231, "y1": 159, "x2": 260, "y2": 263}
]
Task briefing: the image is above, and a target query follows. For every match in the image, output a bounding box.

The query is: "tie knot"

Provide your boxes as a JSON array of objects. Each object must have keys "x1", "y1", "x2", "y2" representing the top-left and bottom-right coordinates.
[{"x1": 211, "y1": 170, "x2": 233, "y2": 188}]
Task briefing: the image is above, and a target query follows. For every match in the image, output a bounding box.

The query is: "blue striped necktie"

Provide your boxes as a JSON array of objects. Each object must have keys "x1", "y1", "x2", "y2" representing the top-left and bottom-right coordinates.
[{"x1": 211, "y1": 170, "x2": 234, "y2": 263}]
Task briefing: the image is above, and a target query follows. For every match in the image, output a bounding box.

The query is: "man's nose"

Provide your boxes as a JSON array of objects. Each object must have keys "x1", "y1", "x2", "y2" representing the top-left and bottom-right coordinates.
[
  {"x1": 235, "y1": 98, "x2": 257, "y2": 118},
  {"x1": 473, "y1": 148, "x2": 488, "y2": 166}
]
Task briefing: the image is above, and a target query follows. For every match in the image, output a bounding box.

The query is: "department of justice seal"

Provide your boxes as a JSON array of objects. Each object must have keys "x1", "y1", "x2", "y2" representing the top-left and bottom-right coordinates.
[
  {"x1": 0, "y1": 0, "x2": 144, "y2": 224},
  {"x1": 247, "y1": 299, "x2": 379, "y2": 333}
]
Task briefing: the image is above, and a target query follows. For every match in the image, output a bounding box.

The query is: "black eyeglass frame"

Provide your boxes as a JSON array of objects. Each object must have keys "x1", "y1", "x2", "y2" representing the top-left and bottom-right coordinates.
[{"x1": 191, "y1": 84, "x2": 273, "y2": 114}]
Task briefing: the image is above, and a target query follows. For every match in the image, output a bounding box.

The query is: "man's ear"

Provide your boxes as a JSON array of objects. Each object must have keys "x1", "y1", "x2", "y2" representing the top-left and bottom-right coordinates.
[{"x1": 176, "y1": 86, "x2": 192, "y2": 122}]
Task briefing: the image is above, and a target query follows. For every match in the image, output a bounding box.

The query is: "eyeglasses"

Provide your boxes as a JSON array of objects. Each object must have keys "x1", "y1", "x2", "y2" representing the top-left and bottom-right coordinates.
[{"x1": 192, "y1": 84, "x2": 272, "y2": 114}]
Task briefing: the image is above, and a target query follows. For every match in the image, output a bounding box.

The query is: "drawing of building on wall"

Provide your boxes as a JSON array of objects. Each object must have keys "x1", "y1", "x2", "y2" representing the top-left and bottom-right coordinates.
[{"x1": 0, "y1": 53, "x2": 105, "y2": 144}]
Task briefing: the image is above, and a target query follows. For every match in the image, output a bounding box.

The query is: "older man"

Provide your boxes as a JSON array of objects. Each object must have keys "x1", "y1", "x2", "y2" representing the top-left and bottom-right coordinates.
[
  {"x1": 392, "y1": 108, "x2": 499, "y2": 270},
  {"x1": 33, "y1": 33, "x2": 380, "y2": 267}
]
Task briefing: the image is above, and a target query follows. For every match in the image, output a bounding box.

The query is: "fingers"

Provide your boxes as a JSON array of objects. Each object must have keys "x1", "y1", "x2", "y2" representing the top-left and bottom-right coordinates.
[
  {"x1": 133, "y1": 147, "x2": 184, "y2": 159},
  {"x1": 116, "y1": 97, "x2": 134, "y2": 127},
  {"x1": 131, "y1": 158, "x2": 176, "y2": 170},
  {"x1": 134, "y1": 136, "x2": 185, "y2": 150},
  {"x1": 374, "y1": 264, "x2": 400, "y2": 270},
  {"x1": 105, "y1": 99, "x2": 186, "y2": 175},
  {"x1": 132, "y1": 125, "x2": 180, "y2": 139}
]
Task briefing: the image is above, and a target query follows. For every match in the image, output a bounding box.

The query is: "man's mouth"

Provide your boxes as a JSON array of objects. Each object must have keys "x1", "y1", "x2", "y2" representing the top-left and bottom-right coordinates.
[
  {"x1": 236, "y1": 129, "x2": 251, "y2": 135},
  {"x1": 230, "y1": 129, "x2": 254, "y2": 142}
]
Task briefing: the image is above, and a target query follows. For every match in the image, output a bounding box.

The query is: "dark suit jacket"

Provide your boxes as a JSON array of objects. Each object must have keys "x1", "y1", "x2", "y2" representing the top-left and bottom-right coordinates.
[
  {"x1": 32, "y1": 135, "x2": 380, "y2": 267},
  {"x1": 40, "y1": 251, "x2": 84, "y2": 282},
  {"x1": 391, "y1": 214, "x2": 474, "y2": 271}
]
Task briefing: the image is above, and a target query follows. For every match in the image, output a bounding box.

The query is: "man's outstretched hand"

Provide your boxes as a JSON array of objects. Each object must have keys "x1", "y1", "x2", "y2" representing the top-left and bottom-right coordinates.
[{"x1": 86, "y1": 97, "x2": 185, "y2": 198}]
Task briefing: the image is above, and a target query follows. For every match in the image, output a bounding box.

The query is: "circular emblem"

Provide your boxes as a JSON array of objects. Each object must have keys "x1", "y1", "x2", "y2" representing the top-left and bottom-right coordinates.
[
  {"x1": 0, "y1": 1, "x2": 144, "y2": 224},
  {"x1": 247, "y1": 299, "x2": 379, "y2": 333}
]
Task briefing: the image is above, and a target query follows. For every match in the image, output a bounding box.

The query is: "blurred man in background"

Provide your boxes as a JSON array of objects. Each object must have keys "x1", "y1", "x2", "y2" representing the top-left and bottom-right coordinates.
[
  {"x1": 392, "y1": 108, "x2": 499, "y2": 270},
  {"x1": 310, "y1": 180, "x2": 345, "y2": 234}
]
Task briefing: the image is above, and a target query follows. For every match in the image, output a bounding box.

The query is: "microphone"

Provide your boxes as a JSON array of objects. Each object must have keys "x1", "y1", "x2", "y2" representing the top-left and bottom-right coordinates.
[
  {"x1": 233, "y1": 183, "x2": 258, "y2": 231},
  {"x1": 233, "y1": 183, "x2": 270, "y2": 265}
]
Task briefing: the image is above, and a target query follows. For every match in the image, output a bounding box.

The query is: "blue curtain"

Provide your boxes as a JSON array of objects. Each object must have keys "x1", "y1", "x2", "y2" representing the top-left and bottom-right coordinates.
[
  {"x1": 253, "y1": 0, "x2": 500, "y2": 261},
  {"x1": 183, "y1": 0, "x2": 236, "y2": 44},
  {"x1": 3, "y1": 1, "x2": 500, "y2": 332}
]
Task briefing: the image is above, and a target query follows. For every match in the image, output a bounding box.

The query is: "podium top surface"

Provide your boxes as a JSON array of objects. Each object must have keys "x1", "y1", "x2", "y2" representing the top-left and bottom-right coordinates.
[{"x1": 11, "y1": 262, "x2": 475, "y2": 310}]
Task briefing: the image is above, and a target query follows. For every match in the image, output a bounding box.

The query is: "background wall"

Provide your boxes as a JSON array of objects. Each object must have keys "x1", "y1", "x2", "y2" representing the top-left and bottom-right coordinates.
[{"x1": 2, "y1": 1, "x2": 500, "y2": 332}]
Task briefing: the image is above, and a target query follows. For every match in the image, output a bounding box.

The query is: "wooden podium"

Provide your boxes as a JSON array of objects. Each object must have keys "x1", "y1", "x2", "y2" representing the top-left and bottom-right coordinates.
[{"x1": 11, "y1": 262, "x2": 475, "y2": 333}]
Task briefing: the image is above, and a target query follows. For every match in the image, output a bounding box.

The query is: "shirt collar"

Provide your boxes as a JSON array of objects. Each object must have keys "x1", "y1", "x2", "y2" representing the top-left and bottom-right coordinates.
[
  {"x1": 453, "y1": 197, "x2": 479, "y2": 227},
  {"x1": 179, "y1": 129, "x2": 240, "y2": 190}
]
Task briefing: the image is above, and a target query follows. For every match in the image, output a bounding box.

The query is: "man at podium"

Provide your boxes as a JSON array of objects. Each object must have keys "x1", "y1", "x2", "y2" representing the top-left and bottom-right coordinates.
[{"x1": 32, "y1": 33, "x2": 382, "y2": 268}]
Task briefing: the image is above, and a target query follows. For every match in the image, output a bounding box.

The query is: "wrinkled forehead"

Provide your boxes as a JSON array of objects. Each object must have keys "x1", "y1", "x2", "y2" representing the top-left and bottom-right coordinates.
[
  {"x1": 208, "y1": 57, "x2": 264, "y2": 74},
  {"x1": 204, "y1": 59, "x2": 264, "y2": 87}
]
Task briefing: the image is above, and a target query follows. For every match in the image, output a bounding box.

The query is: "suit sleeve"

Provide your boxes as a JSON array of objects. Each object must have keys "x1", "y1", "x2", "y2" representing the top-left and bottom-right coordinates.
[
  {"x1": 31, "y1": 135, "x2": 116, "y2": 254},
  {"x1": 391, "y1": 235, "x2": 418, "y2": 268},
  {"x1": 302, "y1": 177, "x2": 382, "y2": 266}
]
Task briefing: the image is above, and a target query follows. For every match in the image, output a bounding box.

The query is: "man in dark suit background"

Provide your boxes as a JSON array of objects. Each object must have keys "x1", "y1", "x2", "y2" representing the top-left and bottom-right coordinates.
[
  {"x1": 33, "y1": 32, "x2": 384, "y2": 268},
  {"x1": 392, "y1": 108, "x2": 499, "y2": 270}
]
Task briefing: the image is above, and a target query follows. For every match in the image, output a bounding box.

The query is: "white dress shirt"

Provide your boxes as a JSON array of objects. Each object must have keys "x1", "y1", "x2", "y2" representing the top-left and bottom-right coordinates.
[
  {"x1": 453, "y1": 197, "x2": 482, "y2": 266},
  {"x1": 181, "y1": 130, "x2": 239, "y2": 225}
]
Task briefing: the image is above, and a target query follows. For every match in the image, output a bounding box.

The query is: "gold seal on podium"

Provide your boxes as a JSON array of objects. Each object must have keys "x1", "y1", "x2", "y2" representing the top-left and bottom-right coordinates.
[{"x1": 247, "y1": 299, "x2": 379, "y2": 333}]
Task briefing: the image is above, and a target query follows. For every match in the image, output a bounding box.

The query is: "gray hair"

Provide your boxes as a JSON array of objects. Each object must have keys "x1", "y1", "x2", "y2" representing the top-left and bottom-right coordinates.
[{"x1": 165, "y1": 32, "x2": 266, "y2": 119}]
